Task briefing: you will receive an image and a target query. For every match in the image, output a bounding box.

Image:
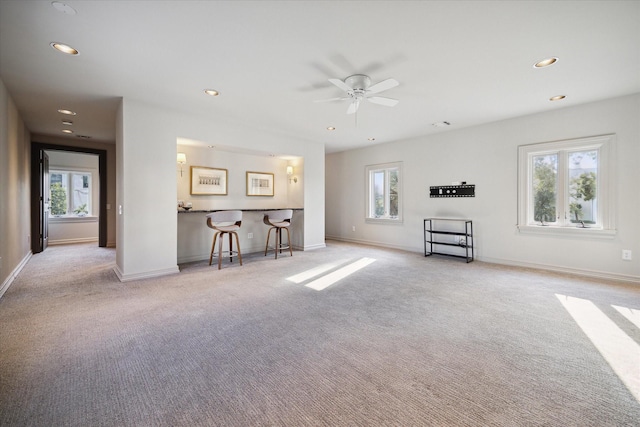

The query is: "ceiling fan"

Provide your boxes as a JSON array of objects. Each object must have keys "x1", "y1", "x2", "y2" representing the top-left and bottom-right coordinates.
[{"x1": 315, "y1": 74, "x2": 399, "y2": 114}]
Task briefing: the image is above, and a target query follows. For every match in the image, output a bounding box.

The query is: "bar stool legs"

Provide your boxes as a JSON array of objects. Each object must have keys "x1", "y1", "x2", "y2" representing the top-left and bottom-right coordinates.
[
  {"x1": 264, "y1": 225, "x2": 292, "y2": 259},
  {"x1": 263, "y1": 210, "x2": 293, "y2": 259},
  {"x1": 210, "y1": 230, "x2": 242, "y2": 269},
  {"x1": 206, "y1": 210, "x2": 243, "y2": 270}
]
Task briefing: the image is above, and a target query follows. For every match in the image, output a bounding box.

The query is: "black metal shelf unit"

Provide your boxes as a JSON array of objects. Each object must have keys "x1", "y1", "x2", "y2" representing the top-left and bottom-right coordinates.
[{"x1": 424, "y1": 218, "x2": 474, "y2": 263}]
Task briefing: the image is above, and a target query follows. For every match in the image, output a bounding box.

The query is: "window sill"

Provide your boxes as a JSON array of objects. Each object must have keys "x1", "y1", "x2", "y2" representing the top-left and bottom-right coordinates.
[
  {"x1": 49, "y1": 216, "x2": 98, "y2": 224},
  {"x1": 366, "y1": 217, "x2": 403, "y2": 225},
  {"x1": 517, "y1": 224, "x2": 616, "y2": 239}
]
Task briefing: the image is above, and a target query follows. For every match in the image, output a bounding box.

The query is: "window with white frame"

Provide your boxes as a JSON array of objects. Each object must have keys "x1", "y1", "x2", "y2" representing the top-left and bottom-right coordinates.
[
  {"x1": 49, "y1": 170, "x2": 92, "y2": 217},
  {"x1": 366, "y1": 162, "x2": 402, "y2": 223},
  {"x1": 517, "y1": 134, "x2": 615, "y2": 236}
]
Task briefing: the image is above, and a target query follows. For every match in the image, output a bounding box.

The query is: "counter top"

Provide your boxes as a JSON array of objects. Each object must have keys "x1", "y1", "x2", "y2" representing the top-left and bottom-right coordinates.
[{"x1": 178, "y1": 208, "x2": 303, "y2": 213}]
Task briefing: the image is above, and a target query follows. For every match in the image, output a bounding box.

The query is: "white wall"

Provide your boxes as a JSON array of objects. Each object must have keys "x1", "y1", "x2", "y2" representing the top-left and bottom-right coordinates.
[
  {"x1": 326, "y1": 94, "x2": 640, "y2": 283},
  {"x1": 0, "y1": 78, "x2": 31, "y2": 297},
  {"x1": 115, "y1": 99, "x2": 325, "y2": 281},
  {"x1": 176, "y1": 144, "x2": 303, "y2": 211}
]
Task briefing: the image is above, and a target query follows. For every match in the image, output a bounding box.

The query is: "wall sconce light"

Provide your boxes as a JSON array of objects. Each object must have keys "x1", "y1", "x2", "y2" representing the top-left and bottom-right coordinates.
[
  {"x1": 287, "y1": 165, "x2": 297, "y2": 184},
  {"x1": 177, "y1": 152, "x2": 187, "y2": 177}
]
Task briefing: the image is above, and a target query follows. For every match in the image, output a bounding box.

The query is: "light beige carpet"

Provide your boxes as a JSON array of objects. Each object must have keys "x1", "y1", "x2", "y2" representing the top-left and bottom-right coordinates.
[{"x1": 1, "y1": 241, "x2": 638, "y2": 426}]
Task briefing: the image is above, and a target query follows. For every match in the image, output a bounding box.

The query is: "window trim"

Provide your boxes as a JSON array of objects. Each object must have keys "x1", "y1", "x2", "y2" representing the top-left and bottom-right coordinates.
[
  {"x1": 365, "y1": 161, "x2": 403, "y2": 224},
  {"x1": 517, "y1": 134, "x2": 616, "y2": 238}
]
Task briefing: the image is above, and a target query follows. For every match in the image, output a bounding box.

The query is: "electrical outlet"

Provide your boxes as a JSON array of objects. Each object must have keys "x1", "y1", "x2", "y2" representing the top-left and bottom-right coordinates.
[
  {"x1": 622, "y1": 250, "x2": 632, "y2": 261},
  {"x1": 248, "y1": 233, "x2": 253, "y2": 239}
]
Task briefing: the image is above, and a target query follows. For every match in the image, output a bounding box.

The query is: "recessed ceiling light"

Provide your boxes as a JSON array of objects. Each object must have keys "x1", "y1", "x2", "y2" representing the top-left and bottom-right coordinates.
[
  {"x1": 368, "y1": 137, "x2": 376, "y2": 141},
  {"x1": 327, "y1": 126, "x2": 336, "y2": 131},
  {"x1": 50, "y1": 42, "x2": 79, "y2": 55},
  {"x1": 550, "y1": 95, "x2": 566, "y2": 101},
  {"x1": 208, "y1": 145, "x2": 215, "y2": 149},
  {"x1": 204, "y1": 89, "x2": 219, "y2": 96},
  {"x1": 57, "y1": 109, "x2": 76, "y2": 115},
  {"x1": 62, "y1": 129, "x2": 73, "y2": 134},
  {"x1": 62, "y1": 120, "x2": 73, "y2": 126},
  {"x1": 534, "y1": 57, "x2": 558, "y2": 68},
  {"x1": 51, "y1": 2, "x2": 77, "y2": 15}
]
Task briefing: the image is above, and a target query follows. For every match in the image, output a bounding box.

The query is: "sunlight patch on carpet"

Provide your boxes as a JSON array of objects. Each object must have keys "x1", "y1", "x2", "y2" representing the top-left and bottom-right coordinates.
[
  {"x1": 303, "y1": 257, "x2": 376, "y2": 291},
  {"x1": 286, "y1": 261, "x2": 343, "y2": 284},
  {"x1": 556, "y1": 294, "x2": 640, "y2": 403},
  {"x1": 612, "y1": 305, "x2": 640, "y2": 329}
]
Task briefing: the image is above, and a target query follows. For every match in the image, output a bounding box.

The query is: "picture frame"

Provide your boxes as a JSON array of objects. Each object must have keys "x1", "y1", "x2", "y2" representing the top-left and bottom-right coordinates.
[
  {"x1": 246, "y1": 171, "x2": 274, "y2": 196},
  {"x1": 190, "y1": 166, "x2": 228, "y2": 195}
]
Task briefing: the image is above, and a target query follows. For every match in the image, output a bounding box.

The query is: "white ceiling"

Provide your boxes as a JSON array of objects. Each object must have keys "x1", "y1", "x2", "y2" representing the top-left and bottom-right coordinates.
[{"x1": 1, "y1": 1, "x2": 639, "y2": 153}]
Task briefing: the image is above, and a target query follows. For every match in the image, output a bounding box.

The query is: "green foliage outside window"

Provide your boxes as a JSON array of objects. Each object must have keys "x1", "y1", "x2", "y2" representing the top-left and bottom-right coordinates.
[
  {"x1": 73, "y1": 203, "x2": 88, "y2": 215},
  {"x1": 50, "y1": 183, "x2": 67, "y2": 216},
  {"x1": 533, "y1": 156, "x2": 557, "y2": 223},
  {"x1": 569, "y1": 172, "x2": 596, "y2": 222}
]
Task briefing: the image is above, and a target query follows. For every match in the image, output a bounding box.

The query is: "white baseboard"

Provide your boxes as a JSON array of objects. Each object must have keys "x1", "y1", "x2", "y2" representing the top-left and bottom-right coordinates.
[
  {"x1": 325, "y1": 235, "x2": 415, "y2": 253},
  {"x1": 479, "y1": 256, "x2": 640, "y2": 285},
  {"x1": 49, "y1": 237, "x2": 99, "y2": 246},
  {"x1": 327, "y1": 236, "x2": 639, "y2": 285},
  {"x1": 302, "y1": 243, "x2": 327, "y2": 251},
  {"x1": 0, "y1": 251, "x2": 32, "y2": 300},
  {"x1": 113, "y1": 265, "x2": 180, "y2": 282}
]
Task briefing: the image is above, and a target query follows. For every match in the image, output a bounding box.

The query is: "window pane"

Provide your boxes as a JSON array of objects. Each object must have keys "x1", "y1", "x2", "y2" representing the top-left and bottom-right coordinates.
[
  {"x1": 532, "y1": 154, "x2": 557, "y2": 223},
  {"x1": 71, "y1": 173, "x2": 90, "y2": 214},
  {"x1": 568, "y1": 150, "x2": 597, "y2": 224},
  {"x1": 373, "y1": 171, "x2": 384, "y2": 217},
  {"x1": 50, "y1": 172, "x2": 68, "y2": 216},
  {"x1": 389, "y1": 169, "x2": 398, "y2": 217}
]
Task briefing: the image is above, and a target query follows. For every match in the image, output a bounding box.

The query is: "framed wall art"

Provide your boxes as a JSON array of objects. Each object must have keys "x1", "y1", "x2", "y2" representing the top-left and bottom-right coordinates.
[
  {"x1": 246, "y1": 171, "x2": 274, "y2": 196},
  {"x1": 190, "y1": 166, "x2": 228, "y2": 195}
]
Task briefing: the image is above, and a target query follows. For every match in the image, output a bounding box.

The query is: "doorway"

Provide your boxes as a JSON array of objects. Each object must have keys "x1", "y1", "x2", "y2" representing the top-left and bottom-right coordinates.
[{"x1": 31, "y1": 142, "x2": 108, "y2": 253}]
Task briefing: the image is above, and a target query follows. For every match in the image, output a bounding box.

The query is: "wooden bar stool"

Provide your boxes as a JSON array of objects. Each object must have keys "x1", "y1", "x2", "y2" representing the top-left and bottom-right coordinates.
[
  {"x1": 263, "y1": 210, "x2": 293, "y2": 259},
  {"x1": 206, "y1": 210, "x2": 243, "y2": 269}
]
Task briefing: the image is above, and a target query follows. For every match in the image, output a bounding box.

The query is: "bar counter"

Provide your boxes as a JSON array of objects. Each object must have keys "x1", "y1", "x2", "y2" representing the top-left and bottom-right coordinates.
[{"x1": 177, "y1": 208, "x2": 304, "y2": 264}]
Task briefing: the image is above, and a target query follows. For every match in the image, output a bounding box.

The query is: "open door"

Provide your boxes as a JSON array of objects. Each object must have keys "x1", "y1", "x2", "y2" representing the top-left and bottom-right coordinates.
[
  {"x1": 41, "y1": 151, "x2": 50, "y2": 251},
  {"x1": 31, "y1": 148, "x2": 49, "y2": 253},
  {"x1": 31, "y1": 149, "x2": 51, "y2": 254}
]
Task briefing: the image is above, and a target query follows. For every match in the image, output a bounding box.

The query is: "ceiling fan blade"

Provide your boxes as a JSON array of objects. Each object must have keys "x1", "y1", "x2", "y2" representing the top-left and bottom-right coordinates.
[
  {"x1": 367, "y1": 78, "x2": 399, "y2": 94},
  {"x1": 346, "y1": 100, "x2": 360, "y2": 115},
  {"x1": 367, "y1": 96, "x2": 399, "y2": 107},
  {"x1": 313, "y1": 97, "x2": 349, "y2": 103},
  {"x1": 328, "y1": 78, "x2": 353, "y2": 92}
]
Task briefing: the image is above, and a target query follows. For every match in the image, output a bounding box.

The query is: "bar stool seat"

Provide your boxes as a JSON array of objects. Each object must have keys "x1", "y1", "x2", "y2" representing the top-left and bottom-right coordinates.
[
  {"x1": 263, "y1": 210, "x2": 293, "y2": 259},
  {"x1": 206, "y1": 210, "x2": 243, "y2": 269}
]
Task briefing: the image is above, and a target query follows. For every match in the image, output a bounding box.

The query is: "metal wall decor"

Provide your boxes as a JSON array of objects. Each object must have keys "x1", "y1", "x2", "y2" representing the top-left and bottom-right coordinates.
[{"x1": 430, "y1": 184, "x2": 475, "y2": 198}]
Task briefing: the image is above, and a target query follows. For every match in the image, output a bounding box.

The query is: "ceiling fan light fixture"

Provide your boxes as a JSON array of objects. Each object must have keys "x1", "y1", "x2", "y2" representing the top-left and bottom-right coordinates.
[
  {"x1": 51, "y1": 42, "x2": 79, "y2": 55},
  {"x1": 534, "y1": 57, "x2": 558, "y2": 68},
  {"x1": 317, "y1": 74, "x2": 399, "y2": 115}
]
